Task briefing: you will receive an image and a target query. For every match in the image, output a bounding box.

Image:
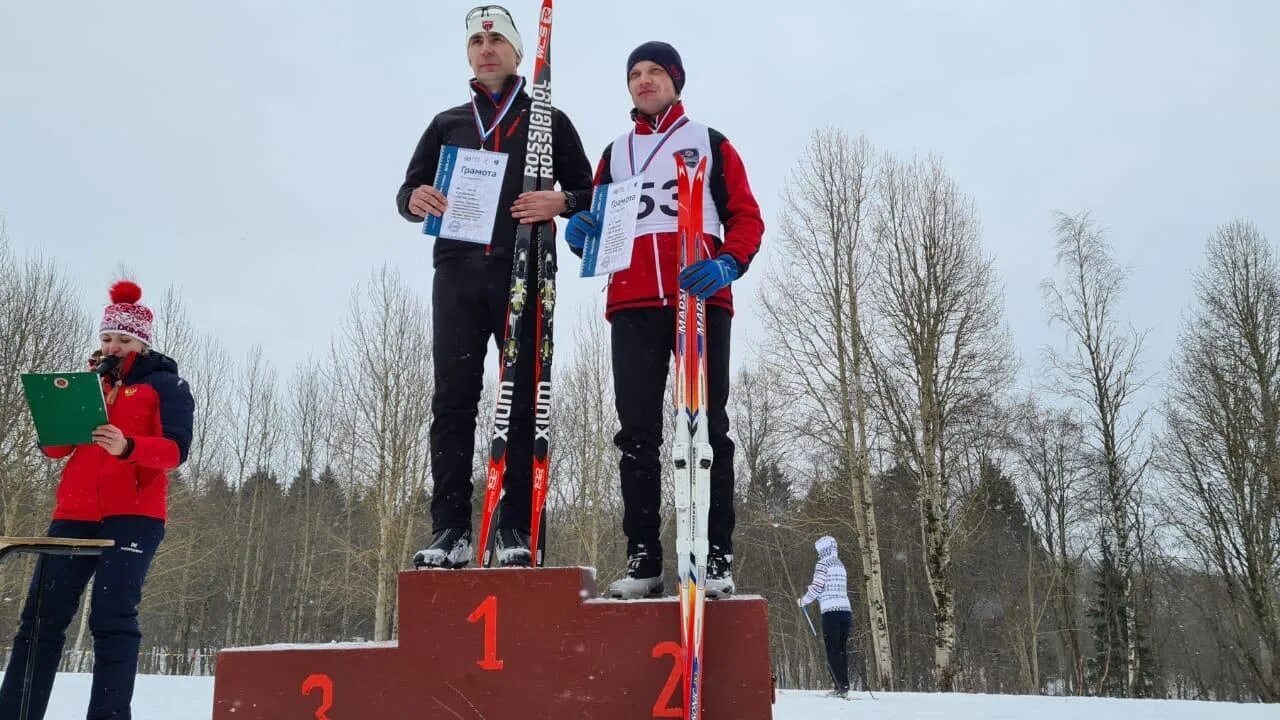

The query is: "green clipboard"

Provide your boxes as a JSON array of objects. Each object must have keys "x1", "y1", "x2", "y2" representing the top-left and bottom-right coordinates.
[{"x1": 20, "y1": 372, "x2": 109, "y2": 446}]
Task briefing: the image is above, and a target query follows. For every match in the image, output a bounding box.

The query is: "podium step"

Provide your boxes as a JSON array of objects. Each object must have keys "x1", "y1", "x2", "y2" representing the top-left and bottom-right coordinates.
[{"x1": 213, "y1": 567, "x2": 773, "y2": 719}]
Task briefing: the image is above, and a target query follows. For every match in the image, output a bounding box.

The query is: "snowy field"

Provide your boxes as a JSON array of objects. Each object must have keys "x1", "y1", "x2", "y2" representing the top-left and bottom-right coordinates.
[{"x1": 34, "y1": 673, "x2": 1277, "y2": 719}]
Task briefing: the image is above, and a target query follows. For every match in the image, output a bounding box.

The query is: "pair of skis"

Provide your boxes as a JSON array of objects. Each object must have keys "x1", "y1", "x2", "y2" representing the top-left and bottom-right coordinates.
[
  {"x1": 674, "y1": 154, "x2": 713, "y2": 720},
  {"x1": 471, "y1": 4, "x2": 712, "y2": 715},
  {"x1": 477, "y1": 0, "x2": 555, "y2": 569}
]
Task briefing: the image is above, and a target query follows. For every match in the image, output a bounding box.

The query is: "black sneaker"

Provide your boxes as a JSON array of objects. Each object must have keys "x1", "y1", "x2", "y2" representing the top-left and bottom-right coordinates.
[
  {"x1": 413, "y1": 527, "x2": 472, "y2": 569},
  {"x1": 495, "y1": 528, "x2": 532, "y2": 568},
  {"x1": 605, "y1": 544, "x2": 664, "y2": 599},
  {"x1": 706, "y1": 545, "x2": 735, "y2": 598}
]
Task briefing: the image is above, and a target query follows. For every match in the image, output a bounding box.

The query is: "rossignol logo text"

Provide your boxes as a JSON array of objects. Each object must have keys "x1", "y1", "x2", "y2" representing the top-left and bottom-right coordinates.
[{"x1": 524, "y1": 79, "x2": 554, "y2": 181}]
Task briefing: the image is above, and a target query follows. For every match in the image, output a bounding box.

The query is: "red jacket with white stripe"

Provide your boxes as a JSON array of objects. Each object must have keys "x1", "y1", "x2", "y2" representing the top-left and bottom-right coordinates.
[
  {"x1": 589, "y1": 102, "x2": 764, "y2": 319},
  {"x1": 41, "y1": 351, "x2": 194, "y2": 522}
]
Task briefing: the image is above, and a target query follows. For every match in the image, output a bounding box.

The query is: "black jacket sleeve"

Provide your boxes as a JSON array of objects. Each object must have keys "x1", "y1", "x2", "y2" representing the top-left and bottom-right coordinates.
[
  {"x1": 552, "y1": 110, "x2": 595, "y2": 218},
  {"x1": 396, "y1": 117, "x2": 443, "y2": 223},
  {"x1": 157, "y1": 372, "x2": 195, "y2": 464}
]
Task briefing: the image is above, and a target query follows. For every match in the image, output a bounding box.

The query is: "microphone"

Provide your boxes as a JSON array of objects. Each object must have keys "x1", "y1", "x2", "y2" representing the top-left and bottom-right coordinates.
[{"x1": 93, "y1": 354, "x2": 121, "y2": 378}]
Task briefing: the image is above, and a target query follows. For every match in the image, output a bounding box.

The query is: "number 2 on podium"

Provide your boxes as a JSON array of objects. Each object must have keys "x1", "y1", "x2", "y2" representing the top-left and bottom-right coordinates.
[
  {"x1": 468, "y1": 594, "x2": 504, "y2": 670},
  {"x1": 301, "y1": 673, "x2": 333, "y2": 720},
  {"x1": 652, "y1": 641, "x2": 683, "y2": 718}
]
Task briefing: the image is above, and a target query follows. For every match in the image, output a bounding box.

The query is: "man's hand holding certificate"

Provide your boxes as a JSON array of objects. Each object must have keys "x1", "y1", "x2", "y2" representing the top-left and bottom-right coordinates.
[
  {"x1": 422, "y1": 145, "x2": 510, "y2": 245},
  {"x1": 579, "y1": 176, "x2": 644, "y2": 277}
]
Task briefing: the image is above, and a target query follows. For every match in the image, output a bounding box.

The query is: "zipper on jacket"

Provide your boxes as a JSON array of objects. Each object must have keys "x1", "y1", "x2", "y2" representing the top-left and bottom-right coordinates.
[{"x1": 505, "y1": 111, "x2": 525, "y2": 139}]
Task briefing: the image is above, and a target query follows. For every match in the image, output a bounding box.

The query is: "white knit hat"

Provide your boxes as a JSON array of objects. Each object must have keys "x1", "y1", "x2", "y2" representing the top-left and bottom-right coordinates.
[{"x1": 466, "y1": 6, "x2": 523, "y2": 61}]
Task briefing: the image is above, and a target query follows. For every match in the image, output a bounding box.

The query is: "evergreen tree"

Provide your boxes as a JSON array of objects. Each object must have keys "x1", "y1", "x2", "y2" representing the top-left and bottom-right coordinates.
[{"x1": 1086, "y1": 533, "x2": 1156, "y2": 697}]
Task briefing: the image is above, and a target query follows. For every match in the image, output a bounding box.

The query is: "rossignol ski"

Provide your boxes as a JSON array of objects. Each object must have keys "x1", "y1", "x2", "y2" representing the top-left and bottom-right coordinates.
[
  {"x1": 527, "y1": 0, "x2": 556, "y2": 567},
  {"x1": 478, "y1": 0, "x2": 555, "y2": 568},
  {"x1": 673, "y1": 153, "x2": 712, "y2": 720}
]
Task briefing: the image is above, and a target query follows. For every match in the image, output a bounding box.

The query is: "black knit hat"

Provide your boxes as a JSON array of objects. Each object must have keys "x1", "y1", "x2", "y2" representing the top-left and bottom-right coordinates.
[{"x1": 626, "y1": 41, "x2": 685, "y2": 93}]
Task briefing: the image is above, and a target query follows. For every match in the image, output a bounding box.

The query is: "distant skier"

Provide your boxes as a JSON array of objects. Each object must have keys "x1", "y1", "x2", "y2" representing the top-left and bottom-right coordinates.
[
  {"x1": 397, "y1": 5, "x2": 593, "y2": 569},
  {"x1": 799, "y1": 535, "x2": 853, "y2": 698},
  {"x1": 562, "y1": 41, "x2": 764, "y2": 599}
]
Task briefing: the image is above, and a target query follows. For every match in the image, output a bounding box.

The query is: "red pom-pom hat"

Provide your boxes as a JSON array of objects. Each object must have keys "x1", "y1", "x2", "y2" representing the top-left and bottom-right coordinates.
[{"x1": 100, "y1": 280, "x2": 154, "y2": 345}]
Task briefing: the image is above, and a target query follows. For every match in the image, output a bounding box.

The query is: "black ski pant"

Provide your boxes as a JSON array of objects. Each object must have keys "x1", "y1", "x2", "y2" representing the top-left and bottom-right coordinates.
[
  {"x1": 0, "y1": 515, "x2": 165, "y2": 720},
  {"x1": 430, "y1": 251, "x2": 539, "y2": 534},
  {"x1": 610, "y1": 306, "x2": 735, "y2": 558},
  {"x1": 822, "y1": 610, "x2": 853, "y2": 693}
]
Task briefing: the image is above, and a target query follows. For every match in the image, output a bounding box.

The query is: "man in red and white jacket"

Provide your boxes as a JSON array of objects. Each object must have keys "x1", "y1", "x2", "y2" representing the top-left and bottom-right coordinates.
[{"x1": 565, "y1": 41, "x2": 764, "y2": 600}]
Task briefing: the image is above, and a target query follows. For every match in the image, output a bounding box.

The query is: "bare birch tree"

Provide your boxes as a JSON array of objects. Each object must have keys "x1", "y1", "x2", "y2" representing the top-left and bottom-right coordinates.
[
  {"x1": 732, "y1": 362, "x2": 789, "y2": 506},
  {"x1": 759, "y1": 128, "x2": 896, "y2": 689},
  {"x1": 323, "y1": 361, "x2": 365, "y2": 639},
  {"x1": 337, "y1": 265, "x2": 433, "y2": 640},
  {"x1": 283, "y1": 357, "x2": 335, "y2": 640},
  {"x1": 227, "y1": 346, "x2": 284, "y2": 645},
  {"x1": 180, "y1": 336, "x2": 231, "y2": 493},
  {"x1": 131, "y1": 285, "x2": 224, "y2": 666},
  {"x1": 0, "y1": 222, "x2": 89, "y2": 534},
  {"x1": 0, "y1": 222, "x2": 93, "y2": 662},
  {"x1": 151, "y1": 285, "x2": 197, "y2": 362},
  {"x1": 1162, "y1": 220, "x2": 1280, "y2": 701},
  {"x1": 1042, "y1": 212, "x2": 1150, "y2": 696},
  {"x1": 1008, "y1": 396, "x2": 1092, "y2": 693},
  {"x1": 548, "y1": 304, "x2": 620, "y2": 571},
  {"x1": 871, "y1": 155, "x2": 1014, "y2": 690}
]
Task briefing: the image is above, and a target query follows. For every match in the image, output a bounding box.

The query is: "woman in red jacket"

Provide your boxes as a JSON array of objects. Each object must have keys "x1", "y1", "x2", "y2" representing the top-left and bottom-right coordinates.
[{"x1": 0, "y1": 281, "x2": 194, "y2": 720}]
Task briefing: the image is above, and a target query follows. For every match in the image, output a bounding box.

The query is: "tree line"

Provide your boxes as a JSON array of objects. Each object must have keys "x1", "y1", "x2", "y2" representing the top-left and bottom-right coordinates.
[{"x1": 0, "y1": 129, "x2": 1275, "y2": 701}]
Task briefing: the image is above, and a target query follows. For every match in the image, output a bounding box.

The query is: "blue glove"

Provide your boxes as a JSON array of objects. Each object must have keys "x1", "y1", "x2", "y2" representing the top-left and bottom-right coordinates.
[
  {"x1": 564, "y1": 211, "x2": 599, "y2": 252},
  {"x1": 678, "y1": 255, "x2": 739, "y2": 300}
]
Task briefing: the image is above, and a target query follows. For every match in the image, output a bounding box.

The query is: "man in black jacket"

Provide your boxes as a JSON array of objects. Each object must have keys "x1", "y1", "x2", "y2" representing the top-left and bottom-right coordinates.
[{"x1": 398, "y1": 5, "x2": 593, "y2": 569}]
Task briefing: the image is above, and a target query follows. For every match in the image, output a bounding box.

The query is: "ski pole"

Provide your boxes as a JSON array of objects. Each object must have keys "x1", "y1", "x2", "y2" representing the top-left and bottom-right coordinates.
[{"x1": 801, "y1": 603, "x2": 818, "y2": 636}]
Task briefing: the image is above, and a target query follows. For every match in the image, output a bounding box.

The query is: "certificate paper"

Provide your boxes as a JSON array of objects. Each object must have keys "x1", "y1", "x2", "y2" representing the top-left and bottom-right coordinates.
[
  {"x1": 422, "y1": 146, "x2": 509, "y2": 245},
  {"x1": 580, "y1": 176, "x2": 644, "y2": 277}
]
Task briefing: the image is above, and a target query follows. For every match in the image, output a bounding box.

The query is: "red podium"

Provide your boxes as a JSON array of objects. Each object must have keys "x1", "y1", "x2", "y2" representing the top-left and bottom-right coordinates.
[{"x1": 212, "y1": 567, "x2": 774, "y2": 719}]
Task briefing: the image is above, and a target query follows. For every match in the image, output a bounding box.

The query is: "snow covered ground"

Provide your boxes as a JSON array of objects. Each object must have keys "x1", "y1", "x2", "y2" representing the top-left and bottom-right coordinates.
[
  {"x1": 773, "y1": 688, "x2": 1276, "y2": 719},
  {"x1": 35, "y1": 673, "x2": 1277, "y2": 719}
]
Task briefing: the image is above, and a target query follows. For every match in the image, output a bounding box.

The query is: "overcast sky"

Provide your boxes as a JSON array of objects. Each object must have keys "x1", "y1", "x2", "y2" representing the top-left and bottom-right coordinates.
[{"x1": 2, "y1": 1, "x2": 1277, "y2": 408}]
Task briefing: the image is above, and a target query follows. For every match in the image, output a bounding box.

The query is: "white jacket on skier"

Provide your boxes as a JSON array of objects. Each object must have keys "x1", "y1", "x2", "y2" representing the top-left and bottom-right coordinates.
[{"x1": 800, "y1": 536, "x2": 852, "y2": 613}]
